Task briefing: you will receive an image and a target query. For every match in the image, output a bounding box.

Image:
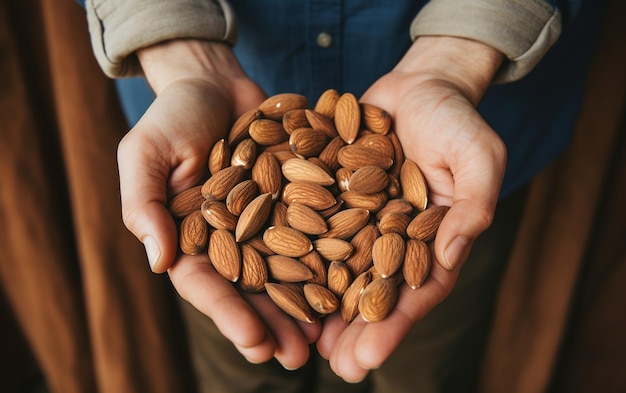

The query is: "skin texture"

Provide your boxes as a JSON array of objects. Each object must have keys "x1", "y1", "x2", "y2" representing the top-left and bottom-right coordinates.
[{"x1": 116, "y1": 36, "x2": 506, "y2": 377}]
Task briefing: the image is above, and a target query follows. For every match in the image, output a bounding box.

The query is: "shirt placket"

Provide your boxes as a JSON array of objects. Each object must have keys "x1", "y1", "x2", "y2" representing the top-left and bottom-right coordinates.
[{"x1": 307, "y1": 0, "x2": 342, "y2": 100}]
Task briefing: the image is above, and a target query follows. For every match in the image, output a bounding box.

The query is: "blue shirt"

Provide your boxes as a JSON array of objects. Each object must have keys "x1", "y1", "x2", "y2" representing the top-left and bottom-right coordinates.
[{"x1": 114, "y1": 0, "x2": 606, "y2": 198}]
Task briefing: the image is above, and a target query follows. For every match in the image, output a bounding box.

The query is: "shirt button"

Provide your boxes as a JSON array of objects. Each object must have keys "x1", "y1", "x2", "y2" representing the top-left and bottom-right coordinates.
[{"x1": 316, "y1": 32, "x2": 333, "y2": 48}]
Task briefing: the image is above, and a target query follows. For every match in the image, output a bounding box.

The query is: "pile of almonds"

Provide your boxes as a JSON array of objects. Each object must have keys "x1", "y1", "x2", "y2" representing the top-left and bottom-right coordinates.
[{"x1": 168, "y1": 89, "x2": 448, "y2": 324}]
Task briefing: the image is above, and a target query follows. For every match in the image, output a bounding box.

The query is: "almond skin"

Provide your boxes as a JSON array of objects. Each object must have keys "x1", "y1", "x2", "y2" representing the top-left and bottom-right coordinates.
[
  {"x1": 263, "y1": 226, "x2": 313, "y2": 257},
  {"x1": 225, "y1": 180, "x2": 259, "y2": 217},
  {"x1": 400, "y1": 159, "x2": 428, "y2": 211},
  {"x1": 282, "y1": 109, "x2": 310, "y2": 134},
  {"x1": 208, "y1": 139, "x2": 231, "y2": 175},
  {"x1": 327, "y1": 261, "x2": 352, "y2": 298},
  {"x1": 231, "y1": 138, "x2": 257, "y2": 170},
  {"x1": 282, "y1": 182, "x2": 337, "y2": 210},
  {"x1": 403, "y1": 239, "x2": 431, "y2": 289},
  {"x1": 304, "y1": 283, "x2": 339, "y2": 314},
  {"x1": 406, "y1": 205, "x2": 449, "y2": 242},
  {"x1": 299, "y1": 250, "x2": 328, "y2": 286},
  {"x1": 201, "y1": 166, "x2": 246, "y2": 201},
  {"x1": 270, "y1": 201, "x2": 290, "y2": 227},
  {"x1": 282, "y1": 158, "x2": 335, "y2": 186},
  {"x1": 372, "y1": 232, "x2": 406, "y2": 278},
  {"x1": 360, "y1": 103, "x2": 392, "y2": 135},
  {"x1": 345, "y1": 224, "x2": 379, "y2": 276},
  {"x1": 179, "y1": 210, "x2": 209, "y2": 255},
  {"x1": 348, "y1": 165, "x2": 390, "y2": 194},
  {"x1": 377, "y1": 212, "x2": 411, "y2": 236},
  {"x1": 314, "y1": 88, "x2": 340, "y2": 119},
  {"x1": 258, "y1": 93, "x2": 309, "y2": 120},
  {"x1": 249, "y1": 119, "x2": 289, "y2": 145},
  {"x1": 286, "y1": 202, "x2": 328, "y2": 235},
  {"x1": 169, "y1": 185, "x2": 205, "y2": 218},
  {"x1": 289, "y1": 127, "x2": 329, "y2": 158},
  {"x1": 265, "y1": 255, "x2": 314, "y2": 282},
  {"x1": 353, "y1": 133, "x2": 395, "y2": 161},
  {"x1": 375, "y1": 198, "x2": 414, "y2": 221},
  {"x1": 314, "y1": 238, "x2": 354, "y2": 262},
  {"x1": 239, "y1": 244, "x2": 268, "y2": 292},
  {"x1": 305, "y1": 109, "x2": 338, "y2": 139},
  {"x1": 318, "y1": 136, "x2": 346, "y2": 171},
  {"x1": 339, "y1": 190, "x2": 388, "y2": 212},
  {"x1": 358, "y1": 277, "x2": 398, "y2": 322},
  {"x1": 235, "y1": 193, "x2": 273, "y2": 242},
  {"x1": 208, "y1": 229, "x2": 242, "y2": 282},
  {"x1": 228, "y1": 108, "x2": 262, "y2": 146},
  {"x1": 341, "y1": 270, "x2": 373, "y2": 323},
  {"x1": 334, "y1": 92, "x2": 360, "y2": 144},
  {"x1": 319, "y1": 208, "x2": 370, "y2": 240},
  {"x1": 337, "y1": 145, "x2": 393, "y2": 171},
  {"x1": 265, "y1": 283, "x2": 315, "y2": 323},
  {"x1": 201, "y1": 200, "x2": 238, "y2": 231},
  {"x1": 251, "y1": 151, "x2": 282, "y2": 200}
]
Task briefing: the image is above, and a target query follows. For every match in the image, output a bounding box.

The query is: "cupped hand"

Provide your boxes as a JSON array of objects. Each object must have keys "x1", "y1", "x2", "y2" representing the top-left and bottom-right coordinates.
[
  {"x1": 317, "y1": 36, "x2": 507, "y2": 382},
  {"x1": 116, "y1": 40, "x2": 321, "y2": 368}
]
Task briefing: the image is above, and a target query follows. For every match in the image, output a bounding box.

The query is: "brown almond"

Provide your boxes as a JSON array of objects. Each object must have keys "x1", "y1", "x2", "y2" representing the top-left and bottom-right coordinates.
[
  {"x1": 400, "y1": 159, "x2": 428, "y2": 211},
  {"x1": 270, "y1": 149, "x2": 299, "y2": 165},
  {"x1": 348, "y1": 165, "x2": 390, "y2": 194},
  {"x1": 263, "y1": 225, "x2": 313, "y2": 257},
  {"x1": 286, "y1": 202, "x2": 328, "y2": 235},
  {"x1": 282, "y1": 182, "x2": 337, "y2": 210},
  {"x1": 334, "y1": 92, "x2": 360, "y2": 144},
  {"x1": 201, "y1": 200, "x2": 238, "y2": 231},
  {"x1": 225, "y1": 180, "x2": 259, "y2": 216},
  {"x1": 258, "y1": 93, "x2": 309, "y2": 120},
  {"x1": 318, "y1": 136, "x2": 346, "y2": 171},
  {"x1": 251, "y1": 151, "x2": 282, "y2": 200},
  {"x1": 282, "y1": 109, "x2": 310, "y2": 134},
  {"x1": 335, "y1": 167, "x2": 353, "y2": 192},
  {"x1": 387, "y1": 131, "x2": 405, "y2": 177},
  {"x1": 201, "y1": 166, "x2": 246, "y2": 201},
  {"x1": 239, "y1": 244, "x2": 268, "y2": 292},
  {"x1": 353, "y1": 133, "x2": 395, "y2": 161},
  {"x1": 281, "y1": 158, "x2": 335, "y2": 186},
  {"x1": 231, "y1": 138, "x2": 257, "y2": 170},
  {"x1": 314, "y1": 238, "x2": 354, "y2": 261},
  {"x1": 303, "y1": 283, "x2": 339, "y2": 315},
  {"x1": 327, "y1": 261, "x2": 352, "y2": 298},
  {"x1": 386, "y1": 175, "x2": 402, "y2": 198},
  {"x1": 249, "y1": 119, "x2": 289, "y2": 145},
  {"x1": 208, "y1": 139, "x2": 231, "y2": 175},
  {"x1": 179, "y1": 210, "x2": 209, "y2": 255},
  {"x1": 339, "y1": 191, "x2": 388, "y2": 212},
  {"x1": 270, "y1": 201, "x2": 289, "y2": 227},
  {"x1": 375, "y1": 198, "x2": 414, "y2": 221},
  {"x1": 265, "y1": 254, "x2": 314, "y2": 282},
  {"x1": 317, "y1": 198, "x2": 344, "y2": 219},
  {"x1": 372, "y1": 232, "x2": 406, "y2": 278},
  {"x1": 377, "y1": 212, "x2": 411, "y2": 236},
  {"x1": 358, "y1": 277, "x2": 398, "y2": 322},
  {"x1": 337, "y1": 145, "x2": 393, "y2": 171},
  {"x1": 360, "y1": 103, "x2": 392, "y2": 135},
  {"x1": 314, "y1": 88, "x2": 340, "y2": 118},
  {"x1": 305, "y1": 109, "x2": 338, "y2": 139},
  {"x1": 403, "y1": 239, "x2": 431, "y2": 289},
  {"x1": 406, "y1": 205, "x2": 449, "y2": 242},
  {"x1": 341, "y1": 270, "x2": 373, "y2": 323},
  {"x1": 208, "y1": 229, "x2": 241, "y2": 282},
  {"x1": 299, "y1": 250, "x2": 327, "y2": 286},
  {"x1": 228, "y1": 108, "x2": 262, "y2": 146},
  {"x1": 345, "y1": 224, "x2": 379, "y2": 276},
  {"x1": 319, "y1": 208, "x2": 370, "y2": 240},
  {"x1": 169, "y1": 185, "x2": 205, "y2": 218},
  {"x1": 289, "y1": 127, "x2": 329, "y2": 158},
  {"x1": 265, "y1": 282, "x2": 315, "y2": 323},
  {"x1": 244, "y1": 235, "x2": 275, "y2": 256},
  {"x1": 235, "y1": 193, "x2": 273, "y2": 242}
]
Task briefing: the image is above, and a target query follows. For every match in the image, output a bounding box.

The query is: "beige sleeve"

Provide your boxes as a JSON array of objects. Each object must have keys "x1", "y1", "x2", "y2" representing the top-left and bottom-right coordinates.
[
  {"x1": 410, "y1": 0, "x2": 562, "y2": 83},
  {"x1": 86, "y1": 0, "x2": 236, "y2": 78}
]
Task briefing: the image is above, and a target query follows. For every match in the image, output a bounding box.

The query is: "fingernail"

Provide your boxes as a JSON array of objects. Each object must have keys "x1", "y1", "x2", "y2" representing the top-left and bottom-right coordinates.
[
  {"x1": 143, "y1": 236, "x2": 160, "y2": 270},
  {"x1": 443, "y1": 236, "x2": 470, "y2": 271}
]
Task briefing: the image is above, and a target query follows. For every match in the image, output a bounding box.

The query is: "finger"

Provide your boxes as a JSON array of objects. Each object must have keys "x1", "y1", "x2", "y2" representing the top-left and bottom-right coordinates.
[
  {"x1": 316, "y1": 312, "x2": 349, "y2": 359},
  {"x1": 328, "y1": 316, "x2": 369, "y2": 383},
  {"x1": 168, "y1": 254, "x2": 276, "y2": 362}
]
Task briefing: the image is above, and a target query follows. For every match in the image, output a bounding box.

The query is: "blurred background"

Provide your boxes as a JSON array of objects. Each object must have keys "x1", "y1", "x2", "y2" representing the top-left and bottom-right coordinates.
[{"x1": 0, "y1": 0, "x2": 624, "y2": 392}]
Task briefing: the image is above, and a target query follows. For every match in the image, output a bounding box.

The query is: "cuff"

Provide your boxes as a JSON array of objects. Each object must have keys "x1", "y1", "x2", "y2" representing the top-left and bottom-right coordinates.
[
  {"x1": 410, "y1": 0, "x2": 562, "y2": 83},
  {"x1": 86, "y1": 0, "x2": 237, "y2": 78}
]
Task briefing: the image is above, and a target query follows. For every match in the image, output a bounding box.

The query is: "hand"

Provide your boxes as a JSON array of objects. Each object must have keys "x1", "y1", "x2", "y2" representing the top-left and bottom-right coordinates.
[
  {"x1": 116, "y1": 40, "x2": 321, "y2": 368},
  {"x1": 317, "y1": 36, "x2": 507, "y2": 381}
]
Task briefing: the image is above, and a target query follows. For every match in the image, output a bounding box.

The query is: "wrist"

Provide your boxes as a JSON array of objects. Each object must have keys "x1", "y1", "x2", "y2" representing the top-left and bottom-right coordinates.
[{"x1": 395, "y1": 36, "x2": 504, "y2": 105}]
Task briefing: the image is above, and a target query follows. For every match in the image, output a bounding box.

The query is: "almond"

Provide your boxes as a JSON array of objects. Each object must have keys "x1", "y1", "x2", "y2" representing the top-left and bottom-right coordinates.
[
  {"x1": 314, "y1": 238, "x2": 354, "y2": 261},
  {"x1": 201, "y1": 200, "x2": 238, "y2": 231},
  {"x1": 387, "y1": 131, "x2": 405, "y2": 177},
  {"x1": 251, "y1": 151, "x2": 282, "y2": 200},
  {"x1": 339, "y1": 190, "x2": 388, "y2": 212},
  {"x1": 341, "y1": 270, "x2": 373, "y2": 323},
  {"x1": 208, "y1": 139, "x2": 231, "y2": 175},
  {"x1": 225, "y1": 180, "x2": 259, "y2": 216},
  {"x1": 228, "y1": 108, "x2": 262, "y2": 146},
  {"x1": 314, "y1": 88, "x2": 340, "y2": 118},
  {"x1": 403, "y1": 239, "x2": 431, "y2": 289},
  {"x1": 179, "y1": 210, "x2": 209, "y2": 255},
  {"x1": 282, "y1": 109, "x2": 310, "y2": 134},
  {"x1": 230, "y1": 138, "x2": 257, "y2": 170},
  {"x1": 304, "y1": 283, "x2": 339, "y2": 314},
  {"x1": 305, "y1": 109, "x2": 338, "y2": 138},
  {"x1": 334, "y1": 92, "x2": 360, "y2": 144},
  {"x1": 337, "y1": 145, "x2": 393, "y2": 171},
  {"x1": 270, "y1": 201, "x2": 289, "y2": 227},
  {"x1": 239, "y1": 244, "x2": 268, "y2": 292},
  {"x1": 208, "y1": 229, "x2": 241, "y2": 282},
  {"x1": 317, "y1": 198, "x2": 344, "y2": 219},
  {"x1": 235, "y1": 193, "x2": 273, "y2": 242},
  {"x1": 386, "y1": 175, "x2": 402, "y2": 198},
  {"x1": 289, "y1": 127, "x2": 329, "y2": 158},
  {"x1": 299, "y1": 250, "x2": 328, "y2": 286},
  {"x1": 265, "y1": 254, "x2": 314, "y2": 282},
  {"x1": 263, "y1": 225, "x2": 313, "y2": 257},
  {"x1": 358, "y1": 277, "x2": 398, "y2": 322},
  {"x1": 265, "y1": 282, "x2": 315, "y2": 323},
  {"x1": 377, "y1": 212, "x2": 411, "y2": 236},
  {"x1": 286, "y1": 202, "x2": 328, "y2": 235},
  {"x1": 169, "y1": 185, "x2": 205, "y2": 218},
  {"x1": 249, "y1": 119, "x2": 289, "y2": 145},
  {"x1": 375, "y1": 198, "x2": 414, "y2": 221},
  {"x1": 281, "y1": 158, "x2": 335, "y2": 186},
  {"x1": 360, "y1": 103, "x2": 392, "y2": 135},
  {"x1": 353, "y1": 133, "x2": 395, "y2": 161},
  {"x1": 345, "y1": 224, "x2": 379, "y2": 276},
  {"x1": 400, "y1": 159, "x2": 428, "y2": 211},
  {"x1": 201, "y1": 165, "x2": 246, "y2": 201},
  {"x1": 319, "y1": 208, "x2": 370, "y2": 240},
  {"x1": 244, "y1": 235, "x2": 275, "y2": 256},
  {"x1": 372, "y1": 232, "x2": 406, "y2": 278},
  {"x1": 258, "y1": 93, "x2": 309, "y2": 120},
  {"x1": 348, "y1": 165, "x2": 390, "y2": 194},
  {"x1": 318, "y1": 136, "x2": 346, "y2": 171},
  {"x1": 406, "y1": 205, "x2": 449, "y2": 242},
  {"x1": 282, "y1": 182, "x2": 337, "y2": 210},
  {"x1": 327, "y1": 260, "x2": 352, "y2": 298}
]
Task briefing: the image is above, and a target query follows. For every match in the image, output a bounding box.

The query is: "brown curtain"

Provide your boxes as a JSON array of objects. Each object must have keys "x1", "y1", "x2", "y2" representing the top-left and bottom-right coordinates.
[{"x1": 0, "y1": 1, "x2": 624, "y2": 393}]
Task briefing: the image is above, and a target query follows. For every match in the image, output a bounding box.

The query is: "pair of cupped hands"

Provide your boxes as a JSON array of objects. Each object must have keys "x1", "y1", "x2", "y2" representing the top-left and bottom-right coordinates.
[{"x1": 117, "y1": 36, "x2": 506, "y2": 382}]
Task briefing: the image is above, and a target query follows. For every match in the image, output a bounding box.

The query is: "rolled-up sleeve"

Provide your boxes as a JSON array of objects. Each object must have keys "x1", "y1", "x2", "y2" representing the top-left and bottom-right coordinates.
[
  {"x1": 86, "y1": 0, "x2": 237, "y2": 78},
  {"x1": 410, "y1": 0, "x2": 562, "y2": 83}
]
